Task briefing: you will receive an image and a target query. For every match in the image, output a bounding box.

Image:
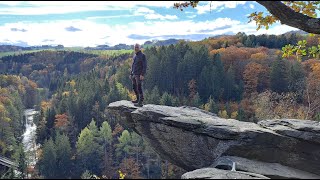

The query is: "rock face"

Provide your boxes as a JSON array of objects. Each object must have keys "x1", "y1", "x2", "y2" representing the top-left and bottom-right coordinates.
[
  {"x1": 107, "y1": 100, "x2": 320, "y2": 179},
  {"x1": 181, "y1": 168, "x2": 270, "y2": 179}
]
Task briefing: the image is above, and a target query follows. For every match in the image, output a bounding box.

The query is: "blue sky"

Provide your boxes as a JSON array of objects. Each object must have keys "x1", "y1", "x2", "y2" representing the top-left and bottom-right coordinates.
[{"x1": 0, "y1": 1, "x2": 299, "y2": 47}]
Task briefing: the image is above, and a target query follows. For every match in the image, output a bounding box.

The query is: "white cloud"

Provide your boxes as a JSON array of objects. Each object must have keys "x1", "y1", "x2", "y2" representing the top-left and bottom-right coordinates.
[
  {"x1": 0, "y1": 1, "x2": 22, "y2": 6},
  {"x1": 145, "y1": 14, "x2": 178, "y2": 20},
  {"x1": 0, "y1": 16, "x2": 299, "y2": 47},
  {"x1": 0, "y1": 1, "x2": 181, "y2": 15},
  {"x1": 86, "y1": 15, "x2": 137, "y2": 20},
  {"x1": 217, "y1": 7, "x2": 225, "y2": 13},
  {"x1": 195, "y1": 1, "x2": 247, "y2": 14},
  {"x1": 135, "y1": 7, "x2": 155, "y2": 15},
  {"x1": 0, "y1": 2, "x2": 180, "y2": 21},
  {"x1": 84, "y1": 7, "x2": 177, "y2": 21},
  {"x1": 249, "y1": 4, "x2": 255, "y2": 9},
  {"x1": 187, "y1": 15, "x2": 197, "y2": 19},
  {"x1": 0, "y1": 20, "x2": 113, "y2": 47},
  {"x1": 133, "y1": 6, "x2": 178, "y2": 20}
]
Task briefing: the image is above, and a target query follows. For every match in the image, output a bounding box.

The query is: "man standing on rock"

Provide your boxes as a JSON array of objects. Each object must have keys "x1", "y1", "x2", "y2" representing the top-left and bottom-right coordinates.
[{"x1": 129, "y1": 43, "x2": 147, "y2": 106}]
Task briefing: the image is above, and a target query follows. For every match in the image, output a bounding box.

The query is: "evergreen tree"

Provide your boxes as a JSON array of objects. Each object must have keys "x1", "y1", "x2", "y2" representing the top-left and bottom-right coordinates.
[
  {"x1": 190, "y1": 92, "x2": 202, "y2": 108},
  {"x1": 87, "y1": 119, "x2": 99, "y2": 138},
  {"x1": 148, "y1": 86, "x2": 161, "y2": 105},
  {"x1": 55, "y1": 132, "x2": 72, "y2": 179},
  {"x1": 39, "y1": 138, "x2": 57, "y2": 179},
  {"x1": 287, "y1": 61, "x2": 306, "y2": 102},
  {"x1": 106, "y1": 84, "x2": 121, "y2": 105},
  {"x1": 115, "y1": 130, "x2": 131, "y2": 160},
  {"x1": 198, "y1": 65, "x2": 212, "y2": 102},
  {"x1": 16, "y1": 144, "x2": 27, "y2": 179},
  {"x1": 46, "y1": 108, "x2": 56, "y2": 137},
  {"x1": 160, "y1": 92, "x2": 173, "y2": 106},
  {"x1": 237, "y1": 108, "x2": 246, "y2": 121},
  {"x1": 99, "y1": 121, "x2": 113, "y2": 177},
  {"x1": 223, "y1": 66, "x2": 237, "y2": 101},
  {"x1": 76, "y1": 127, "x2": 100, "y2": 176},
  {"x1": 270, "y1": 59, "x2": 289, "y2": 93},
  {"x1": 211, "y1": 53, "x2": 224, "y2": 100},
  {"x1": 115, "y1": 60, "x2": 132, "y2": 90},
  {"x1": 130, "y1": 132, "x2": 144, "y2": 163},
  {"x1": 244, "y1": 35, "x2": 254, "y2": 47},
  {"x1": 145, "y1": 54, "x2": 161, "y2": 92}
]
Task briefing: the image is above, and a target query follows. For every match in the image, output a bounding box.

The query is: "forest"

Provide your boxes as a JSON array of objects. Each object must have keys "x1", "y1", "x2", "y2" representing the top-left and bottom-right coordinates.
[{"x1": 0, "y1": 31, "x2": 320, "y2": 179}]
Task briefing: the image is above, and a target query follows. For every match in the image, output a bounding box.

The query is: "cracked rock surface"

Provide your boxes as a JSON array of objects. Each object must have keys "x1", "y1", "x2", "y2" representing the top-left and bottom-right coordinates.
[{"x1": 107, "y1": 100, "x2": 320, "y2": 179}]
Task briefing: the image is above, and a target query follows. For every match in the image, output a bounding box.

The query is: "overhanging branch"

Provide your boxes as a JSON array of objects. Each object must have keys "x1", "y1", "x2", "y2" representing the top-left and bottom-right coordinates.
[{"x1": 257, "y1": 1, "x2": 320, "y2": 34}]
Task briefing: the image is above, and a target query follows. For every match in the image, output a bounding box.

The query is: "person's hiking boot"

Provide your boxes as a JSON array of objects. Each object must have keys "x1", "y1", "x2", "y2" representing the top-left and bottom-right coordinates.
[
  {"x1": 134, "y1": 101, "x2": 143, "y2": 107},
  {"x1": 131, "y1": 94, "x2": 139, "y2": 103},
  {"x1": 134, "y1": 94, "x2": 144, "y2": 107},
  {"x1": 131, "y1": 99, "x2": 139, "y2": 103}
]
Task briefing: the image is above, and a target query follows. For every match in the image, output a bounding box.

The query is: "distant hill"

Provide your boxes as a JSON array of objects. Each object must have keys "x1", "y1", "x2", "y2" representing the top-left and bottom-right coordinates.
[
  {"x1": 0, "y1": 44, "x2": 64, "y2": 52},
  {"x1": 283, "y1": 30, "x2": 308, "y2": 36},
  {"x1": 142, "y1": 39, "x2": 181, "y2": 48},
  {"x1": 82, "y1": 39, "x2": 181, "y2": 50},
  {"x1": 0, "y1": 30, "x2": 310, "y2": 52},
  {"x1": 84, "y1": 43, "x2": 133, "y2": 50}
]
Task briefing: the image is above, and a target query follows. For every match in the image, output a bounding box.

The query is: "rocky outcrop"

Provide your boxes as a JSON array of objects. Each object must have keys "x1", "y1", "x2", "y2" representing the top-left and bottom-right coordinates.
[
  {"x1": 210, "y1": 156, "x2": 320, "y2": 179},
  {"x1": 107, "y1": 100, "x2": 320, "y2": 179},
  {"x1": 181, "y1": 168, "x2": 270, "y2": 179}
]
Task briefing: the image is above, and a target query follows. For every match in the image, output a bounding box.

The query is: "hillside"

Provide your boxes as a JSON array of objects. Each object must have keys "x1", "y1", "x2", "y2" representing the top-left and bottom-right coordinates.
[{"x1": 1, "y1": 30, "x2": 320, "y2": 179}]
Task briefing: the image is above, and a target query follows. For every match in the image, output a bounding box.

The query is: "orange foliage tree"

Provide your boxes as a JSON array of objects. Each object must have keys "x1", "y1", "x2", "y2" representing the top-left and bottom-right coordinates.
[
  {"x1": 188, "y1": 79, "x2": 197, "y2": 100},
  {"x1": 304, "y1": 61, "x2": 320, "y2": 119},
  {"x1": 54, "y1": 113, "x2": 69, "y2": 130},
  {"x1": 243, "y1": 62, "x2": 268, "y2": 97},
  {"x1": 119, "y1": 158, "x2": 142, "y2": 179}
]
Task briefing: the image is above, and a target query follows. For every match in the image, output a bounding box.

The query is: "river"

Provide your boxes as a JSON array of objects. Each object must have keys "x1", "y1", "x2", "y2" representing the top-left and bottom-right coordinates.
[{"x1": 22, "y1": 109, "x2": 39, "y2": 169}]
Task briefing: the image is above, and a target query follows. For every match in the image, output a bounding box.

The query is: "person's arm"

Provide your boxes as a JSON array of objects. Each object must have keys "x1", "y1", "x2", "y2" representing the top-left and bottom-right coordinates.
[
  {"x1": 129, "y1": 56, "x2": 134, "y2": 80},
  {"x1": 130, "y1": 56, "x2": 134, "y2": 76}
]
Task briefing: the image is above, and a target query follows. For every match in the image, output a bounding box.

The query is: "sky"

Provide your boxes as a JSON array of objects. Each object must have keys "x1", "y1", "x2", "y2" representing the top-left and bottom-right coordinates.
[{"x1": 0, "y1": 1, "x2": 300, "y2": 47}]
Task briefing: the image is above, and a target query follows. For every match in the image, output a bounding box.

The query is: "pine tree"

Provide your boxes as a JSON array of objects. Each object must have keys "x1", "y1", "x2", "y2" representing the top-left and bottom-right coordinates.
[
  {"x1": 223, "y1": 66, "x2": 236, "y2": 101},
  {"x1": 87, "y1": 119, "x2": 99, "y2": 138},
  {"x1": 270, "y1": 59, "x2": 289, "y2": 93},
  {"x1": 130, "y1": 132, "x2": 144, "y2": 163},
  {"x1": 16, "y1": 144, "x2": 27, "y2": 179},
  {"x1": 99, "y1": 121, "x2": 113, "y2": 177},
  {"x1": 148, "y1": 86, "x2": 161, "y2": 105},
  {"x1": 76, "y1": 126, "x2": 101, "y2": 175},
  {"x1": 212, "y1": 53, "x2": 224, "y2": 100},
  {"x1": 190, "y1": 92, "x2": 202, "y2": 108},
  {"x1": 288, "y1": 61, "x2": 306, "y2": 93},
  {"x1": 55, "y1": 132, "x2": 72, "y2": 179},
  {"x1": 160, "y1": 92, "x2": 173, "y2": 106},
  {"x1": 39, "y1": 138, "x2": 57, "y2": 179},
  {"x1": 115, "y1": 130, "x2": 131, "y2": 160}
]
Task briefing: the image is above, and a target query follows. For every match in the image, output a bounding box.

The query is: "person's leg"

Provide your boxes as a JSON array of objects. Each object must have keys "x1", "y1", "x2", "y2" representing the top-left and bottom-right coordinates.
[
  {"x1": 136, "y1": 75, "x2": 144, "y2": 104},
  {"x1": 132, "y1": 76, "x2": 139, "y2": 103}
]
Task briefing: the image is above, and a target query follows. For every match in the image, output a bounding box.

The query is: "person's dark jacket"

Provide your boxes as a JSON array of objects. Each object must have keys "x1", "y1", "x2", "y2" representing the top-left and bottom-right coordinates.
[{"x1": 131, "y1": 50, "x2": 147, "y2": 76}]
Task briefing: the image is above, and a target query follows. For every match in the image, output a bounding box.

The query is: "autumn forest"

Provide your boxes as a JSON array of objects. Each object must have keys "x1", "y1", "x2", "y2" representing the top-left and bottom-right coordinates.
[{"x1": 1, "y1": 31, "x2": 320, "y2": 179}]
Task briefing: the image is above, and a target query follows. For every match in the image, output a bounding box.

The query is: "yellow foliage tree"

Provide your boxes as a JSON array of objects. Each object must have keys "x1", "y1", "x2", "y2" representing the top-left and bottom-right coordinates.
[{"x1": 218, "y1": 110, "x2": 229, "y2": 119}]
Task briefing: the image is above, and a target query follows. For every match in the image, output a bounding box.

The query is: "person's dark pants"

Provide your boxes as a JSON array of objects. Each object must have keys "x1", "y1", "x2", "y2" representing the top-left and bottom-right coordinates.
[{"x1": 132, "y1": 75, "x2": 144, "y2": 102}]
